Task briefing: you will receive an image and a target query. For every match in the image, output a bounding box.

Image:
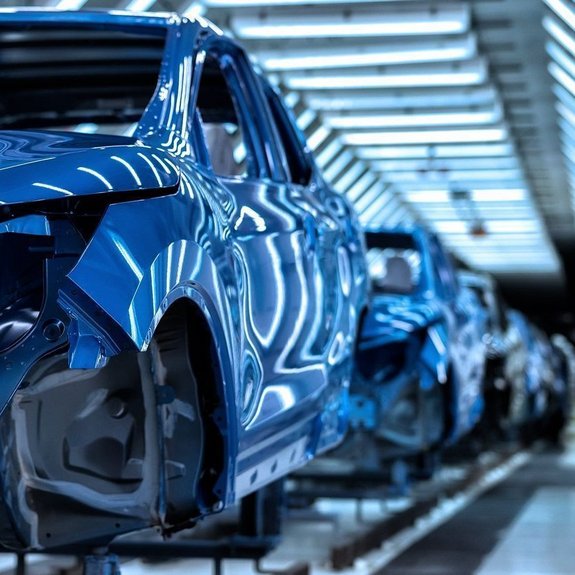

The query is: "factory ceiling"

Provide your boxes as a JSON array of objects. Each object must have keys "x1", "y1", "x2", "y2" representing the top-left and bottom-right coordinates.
[{"x1": 4, "y1": 0, "x2": 575, "y2": 322}]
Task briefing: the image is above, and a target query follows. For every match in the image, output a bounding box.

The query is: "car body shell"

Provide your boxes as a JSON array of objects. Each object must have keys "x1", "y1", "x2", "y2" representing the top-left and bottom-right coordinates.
[
  {"x1": 348, "y1": 227, "x2": 486, "y2": 457},
  {"x1": 458, "y1": 271, "x2": 530, "y2": 430},
  {"x1": 0, "y1": 11, "x2": 368, "y2": 550}
]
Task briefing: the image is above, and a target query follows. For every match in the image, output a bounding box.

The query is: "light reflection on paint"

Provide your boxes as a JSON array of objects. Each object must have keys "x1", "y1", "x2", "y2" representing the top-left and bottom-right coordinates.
[
  {"x1": 32, "y1": 182, "x2": 73, "y2": 196},
  {"x1": 111, "y1": 156, "x2": 142, "y2": 187},
  {"x1": 234, "y1": 206, "x2": 267, "y2": 232},
  {"x1": 77, "y1": 166, "x2": 112, "y2": 190}
]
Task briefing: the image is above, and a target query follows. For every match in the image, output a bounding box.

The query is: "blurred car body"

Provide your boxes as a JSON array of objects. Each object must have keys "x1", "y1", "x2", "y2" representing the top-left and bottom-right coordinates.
[{"x1": 346, "y1": 227, "x2": 486, "y2": 466}]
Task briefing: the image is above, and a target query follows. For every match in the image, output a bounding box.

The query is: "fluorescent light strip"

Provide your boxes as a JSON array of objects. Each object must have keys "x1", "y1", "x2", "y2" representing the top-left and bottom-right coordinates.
[
  {"x1": 343, "y1": 127, "x2": 508, "y2": 146},
  {"x1": 56, "y1": 0, "x2": 88, "y2": 8},
  {"x1": 544, "y1": 0, "x2": 575, "y2": 33},
  {"x1": 367, "y1": 198, "x2": 405, "y2": 227},
  {"x1": 306, "y1": 125, "x2": 330, "y2": 151},
  {"x1": 387, "y1": 206, "x2": 411, "y2": 227},
  {"x1": 355, "y1": 182, "x2": 384, "y2": 212},
  {"x1": 208, "y1": 0, "x2": 461, "y2": 5},
  {"x1": 465, "y1": 253, "x2": 557, "y2": 262},
  {"x1": 547, "y1": 41, "x2": 575, "y2": 79},
  {"x1": 296, "y1": 109, "x2": 316, "y2": 132},
  {"x1": 315, "y1": 139, "x2": 343, "y2": 168},
  {"x1": 285, "y1": 61, "x2": 487, "y2": 90},
  {"x1": 325, "y1": 107, "x2": 501, "y2": 130},
  {"x1": 388, "y1": 168, "x2": 523, "y2": 183},
  {"x1": 544, "y1": 16, "x2": 575, "y2": 57},
  {"x1": 432, "y1": 220, "x2": 540, "y2": 233},
  {"x1": 259, "y1": 36, "x2": 477, "y2": 71},
  {"x1": 346, "y1": 173, "x2": 377, "y2": 202},
  {"x1": 397, "y1": 181, "x2": 528, "y2": 193},
  {"x1": 334, "y1": 162, "x2": 367, "y2": 194},
  {"x1": 373, "y1": 157, "x2": 519, "y2": 172},
  {"x1": 359, "y1": 191, "x2": 395, "y2": 221},
  {"x1": 469, "y1": 259, "x2": 558, "y2": 271},
  {"x1": 557, "y1": 101, "x2": 575, "y2": 125},
  {"x1": 283, "y1": 92, "x2": 300, "y2": 109},
  {"x1": 323, "y1": 150, "x2": 354, "y2": 182},
  {"x1": 356, "y1": 143, "x2": 515, "y2": 160},
  {"x1": 553, "y1": 84, "x2": 575, "y2": 112},
  {"x1": 419, "y1": 208, "x2": 535, "y2": 220},
  {"x1": 404, "y1": 188, "x2": 527, "y2": 203},
  {"x1": 232, "y1": 5, "x2": 470, "y2": 39},
  {"x1": 304, "y1": 86, "x2": 497, "y2": 112},
  {"x1": 182, "y1": 2, "x2": 206, "y2": 18},
  {"x1": 559, "y1": 117, "x2": 575, "y2": 141},
  {"x1": 125, "y1": 0, "x2": 156, "y2": 10}
]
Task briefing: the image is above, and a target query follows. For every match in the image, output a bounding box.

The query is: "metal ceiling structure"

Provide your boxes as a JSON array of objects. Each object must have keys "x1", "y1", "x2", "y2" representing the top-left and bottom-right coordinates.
[{"x1": 3, "y1": 0, "x2": 575, "y2": 315}]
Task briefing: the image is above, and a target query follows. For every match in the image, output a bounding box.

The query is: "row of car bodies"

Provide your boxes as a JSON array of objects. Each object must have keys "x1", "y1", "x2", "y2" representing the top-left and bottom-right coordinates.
[
  {"x1": 346, "y1": 226, "x2": 572, "y2": 474},
  {"x1": 0, "y1": 10, "x2": 571, "y2": 554}
]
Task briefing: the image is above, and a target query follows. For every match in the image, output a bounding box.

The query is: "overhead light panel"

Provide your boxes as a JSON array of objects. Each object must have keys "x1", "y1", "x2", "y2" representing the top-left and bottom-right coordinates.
[
  {"x1": 325, "y1": 106, "x2": 501, "y2": 130},
  {"x1": 356, "y1": 143, "x2": 515, "y2": 160},
  {"x1": 373, "y1": 157, "x2": 519, "y2": 172},
  {"x1": 306, "y1": 125, "x2": 330, "y2": 151},
  {"x1": 125, "y1": 0, "x2": 156, "y2": 10},
  {"x1": 388, "y1": 169, "x2": 523, "y2": 183},
  {"x1": 544, "y1": 16, "x2": 575, "y2": 57},
  {"x1": 544, "y1": 0, "x2": 575, "y2": 33},
  {"x1": 315, "y1": 139, "x2": 343, "y2": 169},
  {"x1": 208, "y1": 0, "x2": 458, "y2": 5},
  {"x1": 55, "y1": 0, "x2": 88, "y2": 8},
  {"x1": 259, "y1": 35, "x2": 477, "y2": 71},
  {"x1": 232, "y1": 5, "x2": 470, "y2": 39},
  {"x1": 285, "y1": 60, "x2": 487, "y2": 90},
  {"x1": 343, "y1": 127, "x2": 508, "y2": 146},
  {"x1": 546, "y1": 41, "x2": 575, "y2": 79},
  {"x1": 433, "y1": 220, "x2": 541, "y2": 234},
  {"x1": 304, "y1": 86, "x2": 497, "y2": 112}
]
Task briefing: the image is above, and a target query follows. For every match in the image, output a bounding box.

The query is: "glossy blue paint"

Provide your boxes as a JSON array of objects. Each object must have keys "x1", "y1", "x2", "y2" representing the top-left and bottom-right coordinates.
[
  {"x1": 0, "y1": 11, "x2": 368, "y2": 550},
  {"x1": 349, "y1": 227, "x2": 486, "y2": 456}
]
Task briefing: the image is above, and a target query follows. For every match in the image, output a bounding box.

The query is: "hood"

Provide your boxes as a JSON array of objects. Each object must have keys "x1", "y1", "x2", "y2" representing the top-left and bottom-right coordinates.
[
  {"x1": 0, "y1": 130, "x2": 179, "y2": 206},
  {"x1": 361, "y1": 293, "x2": 442, "y2": 348}
]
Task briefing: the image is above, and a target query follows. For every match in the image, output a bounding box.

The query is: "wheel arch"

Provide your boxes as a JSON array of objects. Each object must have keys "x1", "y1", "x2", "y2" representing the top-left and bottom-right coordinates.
[{"x1": 155, "y1": 290, "x2": 239, "y2": 512}]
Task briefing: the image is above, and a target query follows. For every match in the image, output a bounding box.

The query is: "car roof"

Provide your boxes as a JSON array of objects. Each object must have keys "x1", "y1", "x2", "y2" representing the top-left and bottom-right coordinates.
[{"x1": 0, "y1": 9, "x2": 221, "y2": 35}]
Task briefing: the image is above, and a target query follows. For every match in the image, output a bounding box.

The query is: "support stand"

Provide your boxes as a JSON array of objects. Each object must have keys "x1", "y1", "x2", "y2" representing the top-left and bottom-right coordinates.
[{"x1": 82, "y1": 553, "x2": 121, "y2": 575}]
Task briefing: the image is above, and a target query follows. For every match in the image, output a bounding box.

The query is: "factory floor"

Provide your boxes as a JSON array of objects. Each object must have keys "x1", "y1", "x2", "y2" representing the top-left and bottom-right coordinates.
[
  {"x1": 382, "y1": 435, "x2": 575, "y2": 575},
  {"x1": 8, "y1": 432, "x2": 575, "y2": 575}
]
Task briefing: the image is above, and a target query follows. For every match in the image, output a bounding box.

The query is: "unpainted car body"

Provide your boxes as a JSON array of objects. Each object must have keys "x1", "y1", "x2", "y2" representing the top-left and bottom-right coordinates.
[
  {"x1": 0, "y1": 11, "x2": 368, "y2": 550},
  {"x1": 347, "y1": 227, "x2": 486, "y2": 463}
]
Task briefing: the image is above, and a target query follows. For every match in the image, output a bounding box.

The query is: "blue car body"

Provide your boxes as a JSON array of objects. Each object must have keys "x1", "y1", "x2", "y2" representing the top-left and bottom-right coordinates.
[
  {"x1": 0, "y1": 11, "x2": 368, "y2": 550},
  {"x1": 349, "y1": 227, "x2": 486, "y2": 458},
  {"x1": 507, "y1": 310, "x2": 551, "y2": 421}
]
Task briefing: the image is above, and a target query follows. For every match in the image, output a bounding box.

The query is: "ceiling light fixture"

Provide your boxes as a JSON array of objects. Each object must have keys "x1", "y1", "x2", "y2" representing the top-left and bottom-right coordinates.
[
  {"x1": 260, "y1": 36, "x2": 476, "y2": 71},
  {"x1": 125, "y1": 0, "x2": 156, "y2": 10},
  {"x1": 342, "y1": 127, "x2": 508, "y2": 146},
  {"x1": 285, "y1": 60, "x2": 487, "y2": 90},
  {"x1": 325, "y1": 106, "x2": 501, "y2": 129},
  {"x1": 356, "y1": 143, "x2": 515, "y2": 160},
  {"x1": 304, "y1": 86, "x2": 497, "y2": 111},
  {"x1": 232, "y1": 5, "x2": 470, "y2": 39},
  {"x1": 55, "y1": 0, "x2": 88, "y2": 8}
]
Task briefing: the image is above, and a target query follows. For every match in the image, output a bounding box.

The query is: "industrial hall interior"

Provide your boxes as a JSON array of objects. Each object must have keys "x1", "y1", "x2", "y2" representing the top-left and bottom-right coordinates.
[{"x1": 1, "y1": 0, "x2": 575, "y2": 574}]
